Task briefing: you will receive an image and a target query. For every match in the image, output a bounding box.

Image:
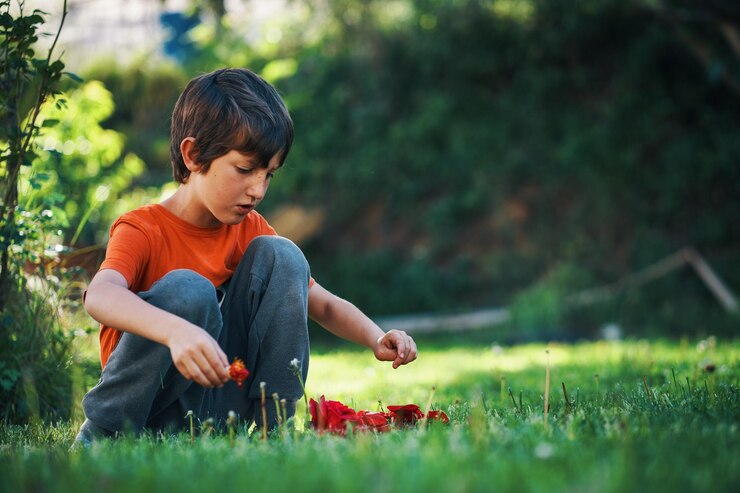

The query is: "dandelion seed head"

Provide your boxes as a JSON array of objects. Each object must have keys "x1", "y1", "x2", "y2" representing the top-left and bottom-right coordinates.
[
  {"x1": 260, "y1": 381, "x2": 266, "y2": 389},
  {"x1": 290, "y1": 358, "x2": 300, "y2": 369}
]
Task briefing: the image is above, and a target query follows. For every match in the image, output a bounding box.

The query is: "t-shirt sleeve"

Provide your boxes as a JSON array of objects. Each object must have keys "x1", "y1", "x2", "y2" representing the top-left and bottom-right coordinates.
[{"x1": 99, "y1": 220, "x2": 151, "y2": 288}]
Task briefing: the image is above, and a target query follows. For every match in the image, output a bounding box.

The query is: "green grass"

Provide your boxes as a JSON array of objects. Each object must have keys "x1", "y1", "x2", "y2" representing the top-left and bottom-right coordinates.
[{"x1": 1, "y1": 338, "x2": 738, "y2": 493}]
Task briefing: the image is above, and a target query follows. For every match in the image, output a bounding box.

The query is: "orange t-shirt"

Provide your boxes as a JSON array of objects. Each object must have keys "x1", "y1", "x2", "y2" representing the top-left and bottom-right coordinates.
[{"x1": 97, "y1": 204, "x2": 280, "y2": 368}]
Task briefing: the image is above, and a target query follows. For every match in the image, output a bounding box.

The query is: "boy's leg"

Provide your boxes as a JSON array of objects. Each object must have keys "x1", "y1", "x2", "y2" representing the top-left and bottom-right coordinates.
[
  {"x1": 210, "y1": 236, "x2": 310, "y2": 427},
  {"x1": 81, "y1": 269, "x2": 223, "y2": 434}
]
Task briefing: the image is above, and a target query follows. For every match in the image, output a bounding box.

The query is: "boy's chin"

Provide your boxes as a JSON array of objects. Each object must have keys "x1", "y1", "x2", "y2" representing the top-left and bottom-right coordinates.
[{"x1": 221, "y1": 213, "x2": 248, "y2": 226}]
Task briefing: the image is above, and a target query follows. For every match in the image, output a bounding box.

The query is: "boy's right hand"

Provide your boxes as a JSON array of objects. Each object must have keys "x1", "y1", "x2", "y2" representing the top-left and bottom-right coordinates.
[
  {"x1": 84, "y1": 269, "x2": 230, "y2": 388},
  {"x1": 167, "y1": 322, "x2": 230, "y2": 388}
]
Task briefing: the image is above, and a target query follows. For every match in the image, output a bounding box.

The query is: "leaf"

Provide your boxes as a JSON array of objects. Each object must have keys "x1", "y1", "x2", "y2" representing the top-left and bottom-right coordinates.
[
  {"x1": 44, "y1": 191, "x2": 65, "y2": 205},
  {"x1": 33, "y1": 172, "x2": 50, "y2": 183},
  {"x1": 21, "y1": 152, "x2": 37, "y2": 166},
  {"x1": 0, "y1": 12, "x2": 12, "y2": 28},
  {"x1": 26, "y1": 14, "x2": 44, "y2": 26},
  {"x1": 41, "y1": 119, "x2": 59, "y2": 128},
  {"x1": 50, "y1": 205, "x2": 69, "y2": 227},
  {"x1": 50, "y1": 60, "x2": 65, "y2": 73},
  {"x1": 64, "y1": 71, "x2": 83, "y2": 83}
]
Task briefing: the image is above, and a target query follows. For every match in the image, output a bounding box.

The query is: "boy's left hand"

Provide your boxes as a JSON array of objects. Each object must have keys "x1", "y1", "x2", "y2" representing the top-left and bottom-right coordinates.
[{"x1": 374, "y1": 329, "x2": 418, "y2": 369}]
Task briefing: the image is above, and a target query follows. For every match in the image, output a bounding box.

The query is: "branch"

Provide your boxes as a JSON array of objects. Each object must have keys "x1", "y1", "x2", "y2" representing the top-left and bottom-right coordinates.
[
  {"x1": 651, "y1": 3, "x2": 740, "y2": 100},
  {"x1": 19, "y1": 0, "x2": 68, "y2": 161},
  {"x1": 565, "y1": 247, "x2": 738, "y2": 313},
  {"x1": 720, "y1": 21, "x2": 740, "y2": 57}
]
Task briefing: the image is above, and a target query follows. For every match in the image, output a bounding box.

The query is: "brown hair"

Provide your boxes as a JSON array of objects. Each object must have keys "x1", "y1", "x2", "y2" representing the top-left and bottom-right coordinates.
[{"x1": 169, "y1": 68, "x2": 294, "y2": 183}]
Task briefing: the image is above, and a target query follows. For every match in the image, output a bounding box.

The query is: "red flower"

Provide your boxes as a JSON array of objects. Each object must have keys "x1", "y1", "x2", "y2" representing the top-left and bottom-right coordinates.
[
  {"x1": 309, "y1": 395, "x2": 363, "y2": 435},
  {"x1": 308, "y1": 397, "x2": 445, "y2": 435},
  {"x1": 387, "y1": 404, "x2": 423, "y2": 426},
  {"x1": 357, "y1": 410, "x2": 390, "y2": 432},
  {"x1": 228, "y1": 358, "x2": 249, "y2": 388},
  {"x1": 425, "y1": 410, "x2": 450, "y2": 423}
]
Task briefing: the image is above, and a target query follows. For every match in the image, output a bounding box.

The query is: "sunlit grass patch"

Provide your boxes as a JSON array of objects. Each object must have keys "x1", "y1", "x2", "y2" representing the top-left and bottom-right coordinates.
[
  {"x1": 1, "y1": 338, "x2": 738, "y2": 493},
  {"x1": 307, "y1": 338, "x2": 738, "y2": 409}
]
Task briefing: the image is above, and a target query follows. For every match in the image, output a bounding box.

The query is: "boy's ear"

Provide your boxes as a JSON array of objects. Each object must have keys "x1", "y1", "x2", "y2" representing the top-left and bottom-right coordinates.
[{"x1": 180, "y1": 137, "x2": 202, "y2": 172}]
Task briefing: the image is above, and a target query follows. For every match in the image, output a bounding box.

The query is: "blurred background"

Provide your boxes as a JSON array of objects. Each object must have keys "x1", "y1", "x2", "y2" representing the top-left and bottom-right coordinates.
[{"x1": 29, "y1": 0, "x2": 740, "y2": 341}]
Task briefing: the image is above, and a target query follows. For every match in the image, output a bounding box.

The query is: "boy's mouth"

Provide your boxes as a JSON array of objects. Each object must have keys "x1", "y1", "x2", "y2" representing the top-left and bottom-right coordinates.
[{"x1": 236, "y1": 204, "x2": 254, "y2": 214}]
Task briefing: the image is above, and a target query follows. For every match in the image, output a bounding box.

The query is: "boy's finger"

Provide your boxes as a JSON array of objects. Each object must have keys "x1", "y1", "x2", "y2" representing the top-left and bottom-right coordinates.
[
  {"x1": 195, "y1": 352, "x2": 223, "y2": 387},
  {"x1": 175, "y1": 361, "x2": 192, "y2": 382},
  {"x1": 209, "y1": 342, "x2": 230, "y2": 381},
  {"x1": 405, "y1": 337, "x2": 418, "y2": 362},
  {"x1": 183, "y1": 360, "x2": 209, "y2": 387},
  {"x1": 212, "y1": 339, "x2": 227, "y2": 365},
  {"x1": 393, "y1": 337, "x2": 407, "y2": 360}
]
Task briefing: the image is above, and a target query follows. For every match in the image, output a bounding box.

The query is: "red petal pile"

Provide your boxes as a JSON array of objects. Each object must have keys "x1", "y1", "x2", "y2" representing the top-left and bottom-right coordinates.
[
  {"x1": 309, "y1": 395, "x2": 449, "y2": 435},
  {"x1": 228, "y1": 357, "x2": 249, "y2": 388}
]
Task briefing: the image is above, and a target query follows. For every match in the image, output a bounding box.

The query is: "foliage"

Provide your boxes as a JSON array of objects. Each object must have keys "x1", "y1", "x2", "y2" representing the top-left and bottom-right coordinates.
[
  {"x1": 82, "y1": 60, "x2": 187, "y2": 189},
  {"x1": 61, "y1": 0, "x2": 740, "y2": 337},
  {"x1": 25, "y1": 80, "x2": 146, "y2": 246},
  {"x1": 269, "y1": 0, "x2": 740, "y2": 335},
  {"x1": 0, "y1": 339, "x2": 738, "y2": 492},
  {"x1": 0, "y1": 0, "x2": 84, "y2": 424},
  {"x1": 0, "y1": 0, "x2": 71, "y2": 308},
  {"x1": 0, "y1": 202, "x2": 85, "y2": 423}
]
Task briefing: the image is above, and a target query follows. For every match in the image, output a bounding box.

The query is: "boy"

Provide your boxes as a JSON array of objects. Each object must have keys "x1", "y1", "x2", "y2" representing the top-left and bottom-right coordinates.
[{"x1": 75, "y1": 68, "x2": 417, "y2": 445}]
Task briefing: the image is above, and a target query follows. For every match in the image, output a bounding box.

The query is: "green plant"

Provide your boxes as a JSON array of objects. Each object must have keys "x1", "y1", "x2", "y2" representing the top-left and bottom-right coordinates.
[
  {"x1": 0, "y1": 206, "x2": 81, "y2": 423},
  {"x1": 23, "y1": 80, "x2": 146, "y2": 246},
  {"x1": 0, "y1": 0, "x2": 73, "y2": 308},
  {"x1": 0, "y1": 0, "x2": 83, "y2": 424}
]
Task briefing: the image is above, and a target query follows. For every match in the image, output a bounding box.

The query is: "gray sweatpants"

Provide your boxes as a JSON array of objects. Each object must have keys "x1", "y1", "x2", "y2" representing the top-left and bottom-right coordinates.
[{"x1": 81, "y1": 235, "x2": 310, "y2": 432}]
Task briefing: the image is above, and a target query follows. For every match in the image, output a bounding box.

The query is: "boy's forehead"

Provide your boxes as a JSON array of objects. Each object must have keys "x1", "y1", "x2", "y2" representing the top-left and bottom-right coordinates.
[{"x1": 231, "y1": 150, "x2": 282, "y2": 169}]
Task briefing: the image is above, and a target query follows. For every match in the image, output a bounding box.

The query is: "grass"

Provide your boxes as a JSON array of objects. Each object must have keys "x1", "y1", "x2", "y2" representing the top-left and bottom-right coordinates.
[{"x1": 1, "y1": 337, "x2": 738, "y2": 493}]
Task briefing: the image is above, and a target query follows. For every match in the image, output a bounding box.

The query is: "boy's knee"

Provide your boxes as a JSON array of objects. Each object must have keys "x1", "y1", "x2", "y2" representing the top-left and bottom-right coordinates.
[
  {"x1": 142, "y1": 269, "x2": 219, "y2": 320},
  {"x1": 249, "y1": 236, "x2": 308, "y2": 278}
]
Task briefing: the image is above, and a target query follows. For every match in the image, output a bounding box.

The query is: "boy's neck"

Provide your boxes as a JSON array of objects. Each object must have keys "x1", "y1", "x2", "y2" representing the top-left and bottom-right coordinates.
[{"x1": 160, "y1": 186, "x2": 223, "y2": 229}]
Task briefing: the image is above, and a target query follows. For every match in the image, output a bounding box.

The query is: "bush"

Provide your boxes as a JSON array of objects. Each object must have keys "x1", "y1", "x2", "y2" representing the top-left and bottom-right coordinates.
[
  {"x1": 60, "y1": 0, "x2": 740, "y2": 337},
  {"x1": 0, "y1": 0, "x2": 83, "y2": 424},
  {"x1": 0, "y1": 269, "x2": 78, "y2": 423}
]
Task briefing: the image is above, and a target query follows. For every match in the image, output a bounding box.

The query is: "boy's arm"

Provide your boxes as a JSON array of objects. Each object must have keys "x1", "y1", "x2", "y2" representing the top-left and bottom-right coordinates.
[
  {"x1": 307, "y1": 282, "x2": 418, "y2": 369},
  {"x1": 84, "y1": 269, "x2": 230, "y2": 388}
]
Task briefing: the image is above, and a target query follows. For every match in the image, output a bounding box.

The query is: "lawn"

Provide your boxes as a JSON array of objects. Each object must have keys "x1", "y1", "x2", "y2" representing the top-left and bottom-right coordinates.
[{"x1": 1, "y1": 337, "x2": 738, "y2": 493}]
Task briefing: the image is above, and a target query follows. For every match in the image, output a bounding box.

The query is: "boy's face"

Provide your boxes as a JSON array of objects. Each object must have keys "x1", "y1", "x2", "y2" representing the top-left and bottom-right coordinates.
[{"x1": 186, "y1": 148, "x2": 281, "y2": 228}]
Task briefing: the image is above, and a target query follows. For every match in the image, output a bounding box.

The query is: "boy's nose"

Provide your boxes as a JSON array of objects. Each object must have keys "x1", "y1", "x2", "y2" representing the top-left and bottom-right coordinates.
[{"x1": 246, "y1": 179, "x2": 268, "y2": 200}]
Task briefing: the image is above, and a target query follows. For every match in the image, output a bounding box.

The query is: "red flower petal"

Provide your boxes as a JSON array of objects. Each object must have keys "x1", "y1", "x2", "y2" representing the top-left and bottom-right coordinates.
[
  {"x1": 228, "y1": 358, "x2": 249, "y2": 388},
  {"x1": 357, "y1": 411, "x2": 390, "y2": 432},
  {"x1": 310, "y1": 396, "x2": 364, "y2": 435},
  {"x1": 425, "y1": 410, "x2": 450, "y2": 423},
  {"x1": 387, "y1": 404, "x2": 423, "y2": 426}
]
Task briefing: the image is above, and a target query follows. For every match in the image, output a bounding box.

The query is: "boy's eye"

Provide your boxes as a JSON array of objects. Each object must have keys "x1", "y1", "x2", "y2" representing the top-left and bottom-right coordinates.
[
  {"x1": 236, "y1": 167, "x2": 253, "y2": 175},
  {"x1": 267, "y1": 172, "x2": 275, "y2": 179}
]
